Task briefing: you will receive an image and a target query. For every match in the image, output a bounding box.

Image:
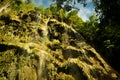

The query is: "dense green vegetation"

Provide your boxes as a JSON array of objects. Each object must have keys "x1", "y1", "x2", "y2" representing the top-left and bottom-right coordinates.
[{"x1": 0, "y1": 0, "x2": 120, "y2": 73}]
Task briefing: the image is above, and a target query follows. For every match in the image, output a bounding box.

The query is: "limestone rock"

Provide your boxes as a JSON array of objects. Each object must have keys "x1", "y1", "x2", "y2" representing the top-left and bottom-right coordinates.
[{"x1": 0, "y1": 9, "x2": 120, "y2": 80}]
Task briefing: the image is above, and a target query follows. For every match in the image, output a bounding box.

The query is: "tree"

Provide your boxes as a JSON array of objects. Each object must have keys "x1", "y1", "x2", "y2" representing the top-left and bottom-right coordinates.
[
  {"x1": 53, "y1": 0, "x2": 120, "y2": 26},
  {"x1": 11, "y1": 0, "x2": 35, "y2": 12},
  {"x1": 67, "y1": 10, "x2": 83, "y2": 29},
  {"x1": 57, "y1": 9, "x2": 66, "y2": 21},
  {"x1": 78, "y1": 14, "x2": 99, "y2": 42},
  {"x1": 35, "y1": 5, "x2": 46, "y2": 15},
  {"x1": 53, "y1": 0, "x2": 86, "y2": 11},
  {"x1": 93, "y1": 0, "x2": 120, "y2": 26}
]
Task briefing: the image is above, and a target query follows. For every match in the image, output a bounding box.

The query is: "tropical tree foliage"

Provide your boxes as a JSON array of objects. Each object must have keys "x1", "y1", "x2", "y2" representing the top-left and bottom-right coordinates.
[
  {"x1": 11, "y1": 0, "x2": 35, "y2": 12},
  {"x1": 66, "y1": 10, "x2": 84, "y2": 29},
  {"x1": 79, "y1": 14, "x2": 99, "y2": 42}
]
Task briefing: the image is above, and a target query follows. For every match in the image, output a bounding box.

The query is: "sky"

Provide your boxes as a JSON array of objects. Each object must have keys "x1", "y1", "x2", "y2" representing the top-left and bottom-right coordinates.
[
  {"x1": 33, "y1": 0, "x2": 95, "y2": 21},
  {"x1": 77, "y1": 0, "x2": 95, "y2": 21},
  {"x1": 33, "y1": 0, "x2": 52, "y2": 7}
]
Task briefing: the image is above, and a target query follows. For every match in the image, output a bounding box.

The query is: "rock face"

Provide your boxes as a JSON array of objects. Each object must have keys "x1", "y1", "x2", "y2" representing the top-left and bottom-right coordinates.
[{"x1": 0, "y1": 10, "x2": 120, "y2": 80}]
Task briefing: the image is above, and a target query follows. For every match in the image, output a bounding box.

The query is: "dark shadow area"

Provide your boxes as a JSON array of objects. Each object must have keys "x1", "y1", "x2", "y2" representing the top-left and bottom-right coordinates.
[
  {"x1": 57, "y1": 63, "x2": 88, "y2": 80},
  {"x1": 0, "y1": 44, "x2": 15, "y2": 52},
  {"x1": 62, "y1": 48, "x2": 82, "y2": 60},
  {"x1": 0, "y1": 44, "x2": 29, "y2": 56}
]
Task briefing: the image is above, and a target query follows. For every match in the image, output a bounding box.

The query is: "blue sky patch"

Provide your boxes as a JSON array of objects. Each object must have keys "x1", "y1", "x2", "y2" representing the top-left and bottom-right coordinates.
[
  {"x1": 33, "y1": 0, "x2": 52, "y2": 7},
  {"x1": 33, "y1": 0, "x2": 95, "y2": 21}
]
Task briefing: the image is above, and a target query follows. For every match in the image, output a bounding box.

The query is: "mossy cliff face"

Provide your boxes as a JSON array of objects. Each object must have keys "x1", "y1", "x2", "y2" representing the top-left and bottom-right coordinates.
[{"x1": 0, "y1": 9, "x2": 120, "y2": 80}]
